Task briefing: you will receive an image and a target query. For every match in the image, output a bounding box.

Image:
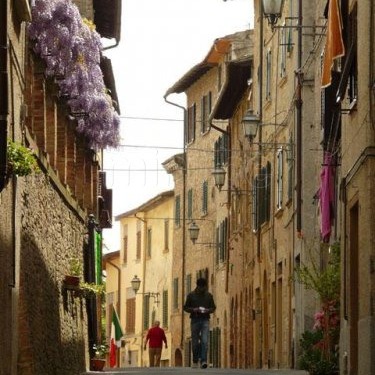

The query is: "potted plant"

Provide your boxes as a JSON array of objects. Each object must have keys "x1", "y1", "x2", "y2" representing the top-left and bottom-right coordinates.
[
  {"x1": 91, "y1": 343, "x2": 109, "y2": 371},
  {"x1": 63, "y1": 257, "x2": 82, "y2": 288},
  {"x1": 6, "y1": 140, "x2": 40, "y2": 177},
  {"x1": 79, "y1": 282, "x2": 105, "y2": 299}
]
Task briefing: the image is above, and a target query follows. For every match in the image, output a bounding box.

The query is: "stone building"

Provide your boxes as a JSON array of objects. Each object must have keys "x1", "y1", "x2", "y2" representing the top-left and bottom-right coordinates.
[
  {"x1": 160, "y1": 0, "x2": 373, "y2": 373},
  {"x1": 114, "y1": 190, "x2": 174, "y2": 367},
  {"x1": 0, "y1": 0, "x2": 121, "y2": 373},
  {"x1": 164, "y1": 29, "x2": 253, "y2": 367}
]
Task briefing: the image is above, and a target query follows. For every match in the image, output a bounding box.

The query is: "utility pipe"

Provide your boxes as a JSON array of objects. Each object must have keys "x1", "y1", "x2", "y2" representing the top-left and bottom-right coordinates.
[
  {"x1": 295, "y1": 0, "x2": 303, "y2": 234},
  {"x1": 0, "y1": 0, "x2": 8, "y2": 191}
]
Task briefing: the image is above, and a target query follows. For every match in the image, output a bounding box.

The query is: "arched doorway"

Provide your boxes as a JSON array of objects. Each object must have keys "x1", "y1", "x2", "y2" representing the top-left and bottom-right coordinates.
[{"x1": 174, "y1": 348, "x2": 183, "y2": 367}]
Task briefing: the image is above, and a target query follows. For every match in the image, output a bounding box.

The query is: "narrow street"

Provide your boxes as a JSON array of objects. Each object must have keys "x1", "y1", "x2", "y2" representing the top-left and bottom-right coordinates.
[{"x1": 84, "y1": 367, "x2": 309, "y2": 375}]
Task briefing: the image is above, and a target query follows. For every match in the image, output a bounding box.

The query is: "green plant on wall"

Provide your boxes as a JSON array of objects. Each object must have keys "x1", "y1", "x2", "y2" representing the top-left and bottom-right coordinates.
[
  {"x1": 294, "y1": 242, "x2": 341, "y2": 375},
  {"x1": 7, "y1": 140, "x2": 40, "y2": 177}
]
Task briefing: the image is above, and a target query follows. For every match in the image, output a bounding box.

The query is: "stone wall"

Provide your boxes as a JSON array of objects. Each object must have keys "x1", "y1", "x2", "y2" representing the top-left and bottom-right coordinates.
[{"x1": 17, "y1": 171, "x2": 89, "y2": 375}]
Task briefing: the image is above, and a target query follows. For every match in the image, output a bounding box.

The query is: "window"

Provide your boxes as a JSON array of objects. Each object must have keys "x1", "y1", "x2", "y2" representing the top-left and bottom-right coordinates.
[
  {"x1": 280, "y1": 24, "x2": 287, "y2": 78},
  {"x1": 266, "y1": 49, "x2": 272, "y2": 100},
  {"x1": 201, "y1": 92, "x2": 212, "y2": 133},
  {"x1": 123, "y1": 224, "x2": 128, "y2": 264},
  {"x1": 173, "y1": 278, "x2": 179, "y2": 310},
  {"x1": 126, "y1": 297, "x2": 136, "y2": 334},
  {"x1": 276, "y1": 148, "x2": 283, "y2": 209},
  {"x1": 136, "y1": 221, "x2": 141, "y2": 260},
  {"x1": 187, "y1": 188, "x2": 193, "y2": 220},
  {"x1": 202, "y1": 180, "x2": 208, "y2": 215},
  {"x1": 147, "y1": 228, "x2": 152, "y2": 258},
  {"x1": 162, "y1": 290, "x2": 169, "y2": 328},
  {"x1": 252, "y1": 162, "x2": 271, "y2": 230},
  {"x1": 143, "y1": 295, "x2": 150, "y2": 330},
  {"x1": 214, "y1": 134, "x2": 229, "y2": 167},
  {"x1": 347, "y1": 4, "x2": 357, "y2": 106},
  {"x1": 287, "y1": 136, "x2": 294, "y2": 202},
  {"x1": 164, "y1": 219, "x2": 169, "y2": 251},
  {"x1": 216, "y1": 219, "x2": 228, "y2": 264},
  {"x1": 186, "y1": 104, "x2": 196, "y2": 144},
  {"x1": 175, "y1": 195, "x2": 181, "y2": 227}
]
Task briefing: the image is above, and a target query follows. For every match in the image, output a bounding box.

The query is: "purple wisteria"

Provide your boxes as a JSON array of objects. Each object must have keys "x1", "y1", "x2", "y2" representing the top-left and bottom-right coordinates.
[{"x1": 28, "y1": 0, "x2": 120, "y2": 149}]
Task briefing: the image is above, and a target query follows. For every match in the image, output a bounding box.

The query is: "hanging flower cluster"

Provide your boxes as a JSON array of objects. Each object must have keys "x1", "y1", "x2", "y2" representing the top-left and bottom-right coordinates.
[{"x1": 28, "y1": 0, "x2": 120, "y2": 149}]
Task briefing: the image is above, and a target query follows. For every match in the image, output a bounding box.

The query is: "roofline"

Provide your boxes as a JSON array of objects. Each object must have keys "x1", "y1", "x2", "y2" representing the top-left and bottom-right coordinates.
[{"x1": 115, "y1": 190, "x2": 174, "y2": 221}]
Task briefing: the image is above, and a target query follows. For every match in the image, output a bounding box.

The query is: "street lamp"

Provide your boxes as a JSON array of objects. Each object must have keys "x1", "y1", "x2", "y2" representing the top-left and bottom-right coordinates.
[
  {"x1": 212, "y1": 167, "x2": 226, "y2": 191},
  {"x1": 262, "y1": 0, "x2": 285, "y2": 27},
  {"x1": 188, "y1": 222, "x2": 200, "y2": 244},
  {"x1": 242, "y1": 109, "x2": 260, "y2": 141},
  {"x1": 130, "y1": 275, "x2": 160, "y2": 304}
]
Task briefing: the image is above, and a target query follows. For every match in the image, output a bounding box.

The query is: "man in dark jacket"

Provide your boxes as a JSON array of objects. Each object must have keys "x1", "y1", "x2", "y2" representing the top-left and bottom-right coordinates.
[{"x1": 183, "y1": 277, "x2": 216, "y2": 369}]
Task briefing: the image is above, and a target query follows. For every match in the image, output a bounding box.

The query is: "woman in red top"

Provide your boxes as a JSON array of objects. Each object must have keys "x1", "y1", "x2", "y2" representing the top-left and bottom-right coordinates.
[{"x1": 143, "y1": 320, "x2": 168, "y2": 367}]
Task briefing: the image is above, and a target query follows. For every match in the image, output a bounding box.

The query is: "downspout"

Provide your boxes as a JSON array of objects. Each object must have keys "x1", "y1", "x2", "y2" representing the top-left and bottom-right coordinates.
[
  {"x1": 295, "y1": 0, "x2": 303, "y2": 234},
  {"x1": 257, "y1": 1, "x2": 264, "y2": 367},
  {"x1": 257, "y1": 0, "x2": 264, "y2": 260},
  {"x1": 0, "y1": 0, "x2": 8, "y2": 191},
  {"x1": 163, "y1": 94, "x2": 187, "y2": 352},
  {"x1": 370, "y1": 0, "x2": 375, "y2": 134}
]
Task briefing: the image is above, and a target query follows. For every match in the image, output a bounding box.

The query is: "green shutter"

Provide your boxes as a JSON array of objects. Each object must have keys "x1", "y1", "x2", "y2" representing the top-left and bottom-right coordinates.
[{"x1": 94, "y1": 230, "x2": 102, "y2": 284}]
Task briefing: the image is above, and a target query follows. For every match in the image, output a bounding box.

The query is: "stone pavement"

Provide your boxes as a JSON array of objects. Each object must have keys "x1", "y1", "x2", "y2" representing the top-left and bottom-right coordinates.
[{"x1": 84, "y1": 367, "x2": 309, "y2": 375}]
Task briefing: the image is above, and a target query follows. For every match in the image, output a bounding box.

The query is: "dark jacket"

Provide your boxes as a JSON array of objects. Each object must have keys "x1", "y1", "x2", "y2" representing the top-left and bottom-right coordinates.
[{"x1": 183, "y1": 287, "x2": 216, "y2": 320}]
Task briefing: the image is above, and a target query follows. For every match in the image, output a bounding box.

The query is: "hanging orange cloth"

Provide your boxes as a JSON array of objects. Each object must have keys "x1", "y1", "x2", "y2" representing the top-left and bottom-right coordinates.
[{"x1": 321, "y1": 0, "x2": 345, "y2": 88}]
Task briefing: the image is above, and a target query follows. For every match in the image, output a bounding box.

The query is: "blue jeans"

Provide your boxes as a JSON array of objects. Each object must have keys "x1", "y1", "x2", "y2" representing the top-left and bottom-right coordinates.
[{"x1": 191, "y1": 319, "x2": 209, "y2": 364}]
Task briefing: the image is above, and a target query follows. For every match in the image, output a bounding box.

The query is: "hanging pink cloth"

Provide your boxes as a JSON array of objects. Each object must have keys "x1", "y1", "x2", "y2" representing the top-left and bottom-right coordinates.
[{"x1": 319, "y1": 152, "x2": 335, "y2": 242}]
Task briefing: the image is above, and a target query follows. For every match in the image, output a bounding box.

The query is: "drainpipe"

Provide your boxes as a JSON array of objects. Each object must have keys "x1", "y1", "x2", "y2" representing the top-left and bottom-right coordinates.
[
  {"x1": 163, "y1": 94, "x2": 186, "y2": 352},
  {"x1": 257, "y1": 0, "x2": 264, "y2": 261},
  {"x1": 0, "y1": 0, "x2": 8, "y2": 191},
  {"x1": 295, "y1": 0, "x2": 303, "y2": 234}
]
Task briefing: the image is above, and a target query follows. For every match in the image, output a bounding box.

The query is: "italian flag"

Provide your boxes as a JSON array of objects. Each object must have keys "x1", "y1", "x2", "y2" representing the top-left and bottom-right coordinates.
[{"x1": 109, "y1": 308, "x2": 123, "y2": 368}]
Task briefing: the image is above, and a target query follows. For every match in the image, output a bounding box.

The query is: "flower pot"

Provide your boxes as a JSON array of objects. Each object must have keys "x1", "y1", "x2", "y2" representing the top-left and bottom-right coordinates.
[
  {"x1": 90, "y1": 358, "x2": 106, "y2": 371},
  {"x1": 63, "y1": 275, "x2": 80, "y2": 288}
]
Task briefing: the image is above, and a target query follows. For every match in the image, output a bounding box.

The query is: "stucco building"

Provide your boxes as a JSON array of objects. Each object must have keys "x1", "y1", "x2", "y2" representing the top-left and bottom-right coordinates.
[{"x1": 114, "y1": 190, "x2": 174, "y2": 367}]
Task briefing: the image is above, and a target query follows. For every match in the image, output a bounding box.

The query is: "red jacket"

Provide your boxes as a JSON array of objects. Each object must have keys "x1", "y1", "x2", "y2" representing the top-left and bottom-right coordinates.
[{"x1": 145, "y1": 326, "x2": 167, "y2": 348}]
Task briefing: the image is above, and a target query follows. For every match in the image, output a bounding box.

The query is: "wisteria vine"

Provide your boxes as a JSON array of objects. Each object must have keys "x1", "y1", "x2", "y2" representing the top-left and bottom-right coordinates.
[{"x1": 28, "y1": 0, "x2": 120, "y2": 149}]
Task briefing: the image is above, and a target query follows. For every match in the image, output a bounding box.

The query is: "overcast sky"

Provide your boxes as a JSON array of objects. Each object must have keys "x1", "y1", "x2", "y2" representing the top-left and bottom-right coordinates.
[{"x1": 102, "y1": 0, "x2": 254, "y2": 252}]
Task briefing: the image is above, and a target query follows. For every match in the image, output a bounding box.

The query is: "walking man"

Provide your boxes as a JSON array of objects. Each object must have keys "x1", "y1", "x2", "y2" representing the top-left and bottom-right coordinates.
[
  {"x1": 183, "y1": 277, "x2": 216, "y2": 369},
  {"x1": 143, "y1": 320, "x2": 168, "y2": 367}
]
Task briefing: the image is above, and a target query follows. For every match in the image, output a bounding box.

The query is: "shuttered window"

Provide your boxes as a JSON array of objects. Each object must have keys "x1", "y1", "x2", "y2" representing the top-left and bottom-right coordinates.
[
  {"x1": 202, "y1": 181, "x2": 208, "y2": 215},
  {"x1": 162, "y1": 290, "x2": 169, "y2": 328},
  {"x1": 201, "y1": 92, "x2": 211, "y2": 133},
  {"x1": 187, "y1": 188, "x2": 193, "y2": 220},
  {"x1": 175, "y1": 195, "x2": 181, "y2": 227},
  {"x1": 276, "y1": 149, "x2": 283, "y2": 209},
  {"x1": 186, "y1": 104, "x2": 196, "y2": 144},
  {"x1": 147, "y1": 228, "x2": 152, "y2": 258},
  {"x1": 164, "y1": 219, "x2": 169, "y2": 251},
  {"x1": 173, "y1": 278, "x2": 179, "y2": 310},
  {"x1": 143, "y1": 295, "x2": 150, "y2": 330},
  {"x1": 126, "y1": 297, "x2": 136, "y2": 334}
]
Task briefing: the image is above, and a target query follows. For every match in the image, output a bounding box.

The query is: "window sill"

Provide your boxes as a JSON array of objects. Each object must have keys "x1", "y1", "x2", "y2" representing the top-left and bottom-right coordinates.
[{"x1": 275, "y1": 207, "x2": 284, "y2": 218}]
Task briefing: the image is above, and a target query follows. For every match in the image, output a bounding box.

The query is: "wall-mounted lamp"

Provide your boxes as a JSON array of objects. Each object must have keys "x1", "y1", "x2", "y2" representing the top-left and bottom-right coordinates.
[
  {"x1": 131, "y1": 275, "x2": 160, "y2": 304},
  {"x1": 262, "y1": 0, "x2": 284, "y2": 27},
  {"x1": 188, "y1": 222, "x2": 217, "y2": 247},
  {"x1": 212, "y1": 167, "x2": 226, "y2": 191},
  {"x1": 242, "y1": 109, "x2": 260, "y2": 141}
]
